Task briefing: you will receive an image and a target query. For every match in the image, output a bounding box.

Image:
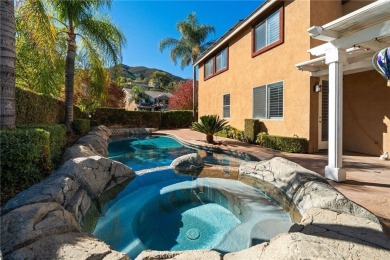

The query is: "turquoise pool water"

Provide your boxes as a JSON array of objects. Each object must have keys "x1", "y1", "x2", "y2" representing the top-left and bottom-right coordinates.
[{"x1": 92, "y1": 135, "x2": 293, "y2": 258}]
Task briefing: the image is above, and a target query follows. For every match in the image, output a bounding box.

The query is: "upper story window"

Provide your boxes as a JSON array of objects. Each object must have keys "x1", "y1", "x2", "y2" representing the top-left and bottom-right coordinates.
[
  {"x1": 204, "y1": 47, "x2": 229, "y2": 80},
  {"x1": 216, "y1": 49, "x2": 227, "y2": 72},
  {"x1": 205, "y1": 59, "x2": 214, "y2": 78},
  {"x1": 252, "y1": 5, "x2": 284, "y2": 57}
]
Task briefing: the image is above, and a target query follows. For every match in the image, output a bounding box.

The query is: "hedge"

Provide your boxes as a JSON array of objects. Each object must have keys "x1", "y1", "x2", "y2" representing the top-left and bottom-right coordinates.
[
  {"x1": 257, "y1": 132, "x2": 309, "y2": 153},
  {"x1": 73, "y1": 119, "x2": 91, "y2": 135},
  {"x1": 244, "y1": 119, "x2": 263, "y2": 143},
  {"x1": 17, "y1": 124, "x2": 67, "y2": 166},
  {"x1": 161, "y1": 110, "x2": 193, "y2": 129},
  {"x1": 0, "y1": 128, "x2": 51, "y2": 204},
  {"x1": 90, "y1": 108, "x2": 193, "y2": 129},
  {"x1": 216, "y1": 126, "x2": 248, "y2": 142},
  {"x1": 16, "y1": 87, "x2": 86, "y2": 125},
  {"x1": 91, "y1": 108, "x2": 161, "y2": 128}
]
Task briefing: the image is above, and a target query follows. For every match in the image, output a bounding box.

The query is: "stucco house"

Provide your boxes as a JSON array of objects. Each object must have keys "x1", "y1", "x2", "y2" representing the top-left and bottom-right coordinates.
[
  {"x1": 124, "y1": 88, "x2": 172, "y2": 111},
  {"x1": 194, "y1": 0, "x2": 390, "y2": 181}
]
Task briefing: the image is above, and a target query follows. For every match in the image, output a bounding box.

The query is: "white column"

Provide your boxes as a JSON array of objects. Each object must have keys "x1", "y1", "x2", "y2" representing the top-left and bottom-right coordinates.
[{"x1": 325, "y1": 48, "x2": 346, "y2": 182}]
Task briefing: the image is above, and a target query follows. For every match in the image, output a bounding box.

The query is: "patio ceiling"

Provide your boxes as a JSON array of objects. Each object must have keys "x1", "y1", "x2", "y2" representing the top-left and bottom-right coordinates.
[{"x1": 296, "y1": 0, "x2": 390, "y2": 76}]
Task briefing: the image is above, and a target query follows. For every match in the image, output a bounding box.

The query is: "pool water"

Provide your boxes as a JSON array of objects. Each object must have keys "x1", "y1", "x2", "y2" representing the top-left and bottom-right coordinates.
[
  {"x1": 91, "y1": 135, "x2": 293, "y2": 258},
  {"x1": 108, "y1": 135, "x2": 249, "y2": 171}
]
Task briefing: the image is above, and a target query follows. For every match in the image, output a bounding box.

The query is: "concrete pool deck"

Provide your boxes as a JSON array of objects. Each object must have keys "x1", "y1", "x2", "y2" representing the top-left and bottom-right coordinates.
[{"x1": 156, "y1": 128, "x2": 390, "y2": 230}]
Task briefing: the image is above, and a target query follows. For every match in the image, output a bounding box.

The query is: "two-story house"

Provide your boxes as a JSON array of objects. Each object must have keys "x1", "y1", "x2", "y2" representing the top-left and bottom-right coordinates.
[{"x1": 194, "y1": 0, "x2": 390, "y2": 182}]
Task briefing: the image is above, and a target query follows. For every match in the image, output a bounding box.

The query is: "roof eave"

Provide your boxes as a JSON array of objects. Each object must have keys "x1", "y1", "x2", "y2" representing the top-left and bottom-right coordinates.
[{"x1": 193, "y1": 0, "x2": 278, "y2": 67}]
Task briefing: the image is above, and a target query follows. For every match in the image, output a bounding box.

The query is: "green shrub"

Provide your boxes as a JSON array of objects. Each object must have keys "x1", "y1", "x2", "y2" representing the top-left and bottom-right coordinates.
[
  {"x1": 90, "y1": 119, "x2": 99, "y2": 127},
  {"x1": 216, "y1": 126, "x2": 248, "y2": 142},
  {"x1": 91, "y1": 108, "x2": 160, "y2": 128},
  {"x1": 257, "y1": 132, "x2": 308, "y2": 153},
  {"x1": 161, "y1": 110, "x2": 193, "y2": 129},
  {"x1": 18, "y1": 124, "x2": 67, "y2": 166},
  {"x1": 73, "y1": 119, "x2": 91, "y2": 135},
  {"x1": 244, "y1": 119, "x2": 263, "y2": 143},
  {"x1": 0, "y1": 128, "x2": 51, "y2": 204},
  {"x1": 15, "y1": 87, "x2": 87, "y2": 125}
]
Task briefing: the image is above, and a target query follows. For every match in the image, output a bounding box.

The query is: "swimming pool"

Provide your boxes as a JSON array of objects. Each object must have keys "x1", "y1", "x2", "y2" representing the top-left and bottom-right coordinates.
[{"x1": 90, "y1": 135, "x2": 293, "y2": 258}]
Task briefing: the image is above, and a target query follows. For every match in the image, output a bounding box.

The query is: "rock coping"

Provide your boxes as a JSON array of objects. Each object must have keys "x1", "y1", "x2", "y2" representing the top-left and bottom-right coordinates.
[
  {"x1": 2, "y1": 127, "x2": 389, "y2": 259},
  {"x1": 1, "y1": 125, "x2": 133, "y2": 260}
]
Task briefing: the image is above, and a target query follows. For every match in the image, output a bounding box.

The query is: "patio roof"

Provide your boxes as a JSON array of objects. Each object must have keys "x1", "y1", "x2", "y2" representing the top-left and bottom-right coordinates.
[{"x1": 296, "y1": 0, "x2": 390, "y2": 76}]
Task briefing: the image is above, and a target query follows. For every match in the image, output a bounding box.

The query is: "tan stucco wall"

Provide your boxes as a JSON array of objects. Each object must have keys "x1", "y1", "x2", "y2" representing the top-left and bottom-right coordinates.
[
  {"x1": 198, "y1": 0, "x2": 314, "y2": 148},
  {"x1": 197, "y1": 0, "x2": 388, "y2": 155},
  {"x1": 343, "y1": 71, "x2": 390, "y2": 156}
]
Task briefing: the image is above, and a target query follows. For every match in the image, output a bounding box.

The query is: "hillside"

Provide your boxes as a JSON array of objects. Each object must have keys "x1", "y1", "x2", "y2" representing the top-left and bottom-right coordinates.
[{"x1": 111, "y1": 64, "x2": 185, "y2": 82}]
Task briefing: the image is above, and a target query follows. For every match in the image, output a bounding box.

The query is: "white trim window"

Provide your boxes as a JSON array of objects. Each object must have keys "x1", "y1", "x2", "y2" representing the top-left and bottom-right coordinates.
[
  {"x1": 253, "y1": 81, "x2": 283, "y2": 119},
  {"x1": 254, "y1": 9, "x2": 281, "y2": 52},
  {"x1": 205, "y1": 58, "x2": 214, "y2": 78},
  {"x1": 216, "y1": 49, "x2": 227, "y2": 72},
  {"x1": 223, "y1": 94, "x2": 230, "y2": 118}
]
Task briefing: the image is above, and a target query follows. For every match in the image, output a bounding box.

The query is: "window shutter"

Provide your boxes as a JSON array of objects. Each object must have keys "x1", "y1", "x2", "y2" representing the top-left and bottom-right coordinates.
[
  {"x1": 268, "y1": 82, "x2": 283, "y2": 118},
  {"x1": 223, "y1": 94, "x2": 230, "y2": 118},
  {"x1": 267, "y1": 10, "x2": 280, "y2": 44},
  {"x1": 255, "y1": 22, "x2": 266, "y2": 51},
  {"x1": 253, "y1": 86, "x2": 266, "y2": 118}
]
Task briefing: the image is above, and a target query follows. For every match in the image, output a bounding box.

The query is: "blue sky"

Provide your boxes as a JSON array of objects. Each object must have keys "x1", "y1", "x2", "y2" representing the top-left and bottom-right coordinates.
[{"x1": 110, "y1": 1, "x2": 264, "y2": 79}]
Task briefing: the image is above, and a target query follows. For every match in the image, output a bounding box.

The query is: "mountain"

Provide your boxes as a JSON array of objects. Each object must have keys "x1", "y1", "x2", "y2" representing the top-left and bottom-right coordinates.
[{"x1": 111, "y1": 64, "x2": 186, "y2": 83}]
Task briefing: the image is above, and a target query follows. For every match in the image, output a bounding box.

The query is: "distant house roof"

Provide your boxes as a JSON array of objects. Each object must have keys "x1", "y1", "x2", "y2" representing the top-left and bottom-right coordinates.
[
  {"x1": 194, "y1": 0, "x2": 276, "y2": 66},
  {"x1": 145, "y1": 90, "x2": 172, "y2": 99}
]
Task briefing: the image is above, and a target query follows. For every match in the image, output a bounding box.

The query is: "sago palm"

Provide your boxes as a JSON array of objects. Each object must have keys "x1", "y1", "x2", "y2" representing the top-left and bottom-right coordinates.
[
  {"x1": 191, "y1": 115, "x2": 228, "y2": 144},
  {"x1": 24, "y1": 0, "x2": 126, "y2": 131}
]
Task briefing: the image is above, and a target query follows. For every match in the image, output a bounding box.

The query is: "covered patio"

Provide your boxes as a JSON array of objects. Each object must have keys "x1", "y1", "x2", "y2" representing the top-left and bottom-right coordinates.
[{"x1": 296, "y1": 0, "x2": 390, "y2": 182}]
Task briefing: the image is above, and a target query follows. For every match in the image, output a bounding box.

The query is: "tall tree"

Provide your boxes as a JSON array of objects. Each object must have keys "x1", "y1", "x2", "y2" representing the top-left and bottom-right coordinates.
[
  {"x1": 159, "y1": 12, "x2": 214, "y2": 118},
  {"x1": 149, "y1": 71, "x2": 170, "y2": 91},
  {"x1": 169, "y1": 80, "x2": 196, "y2": 110},
  {"x1": 25, "y1": 0, "x2": 126, "y2": 131},
  {"x1": 0, "y1": 0, "x2": 16, "y2": 128}
]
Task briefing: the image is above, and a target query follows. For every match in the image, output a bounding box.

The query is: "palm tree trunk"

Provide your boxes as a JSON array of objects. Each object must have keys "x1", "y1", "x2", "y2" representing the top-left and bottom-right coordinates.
[
  {"x1": 0, "y1": 0, "x2": 16, "y2": 128},
  {"x1": 192, "y1": 63, "x2": 197, "y2": 122},
  {"x1": 65, "y1": 32, "x2": 76, "y2": 132}
]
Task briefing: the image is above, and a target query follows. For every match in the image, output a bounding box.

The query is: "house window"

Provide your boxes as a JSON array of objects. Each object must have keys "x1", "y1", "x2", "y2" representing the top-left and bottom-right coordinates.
[
  {"x1": 252, "y1": 5, "x2": 283, "y2": 57},
  {"x1": 216, "y1": 49, "x2": 227, "y2": 72},
  {"x1": 223, "y1": 94, "x2": 230, "y2": 118},
  {"x1": 204, "y1": 47, "x2": 228, "y2": 80},
  {"x1": 205, "y1": 58, "x2": 214, "y2": 78},
  {"x1": 253, "y1": 81, "x2": 283, "y2": 119}
]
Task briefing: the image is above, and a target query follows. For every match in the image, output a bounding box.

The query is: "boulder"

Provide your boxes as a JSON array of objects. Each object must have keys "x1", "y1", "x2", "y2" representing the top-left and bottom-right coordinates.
[
  {"x1": 62, "y1": 144, "x2": 99, "y2": 162},
  {"x1": 171, "y1": 153, "x2": 204, "y2": 174},
  {"x1": 135, "y1": 250, "x2": 221, "y2": 260},
  {"x1": 54, "y1": 156, "x2": 135, "y2": 199},
  {"x1": 1, "y1": 202, "x2": 80, "y2": 256},
  {"x1": 2, "y1": 173, "x2": 82, "y2": 215},
  {"x1": 239, "y1": 157, "x2": 378, "y2": 223},
  {"x1": 6, "y1": 232, "x2": 129, "y2": 260},
  {"x1": 299, "y1": 208, "x2": 390, "y2": 250},
  {"x1": 77, "y1": 134, "x2": 108, "y2": 157},
  {"x1": 94, "y1": 125, "x2": 113, "y2": 137},
  {"x1": 224, "y1": 244, "x2": 267, "y2": 260}
]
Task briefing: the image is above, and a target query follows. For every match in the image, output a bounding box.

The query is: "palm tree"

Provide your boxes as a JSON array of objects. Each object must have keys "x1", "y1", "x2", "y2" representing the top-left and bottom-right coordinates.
[
  {"x1": 159, "y1": 12, "x2": 215, "y2": 119},
  {"x1": 191, "y1": 115, "x2": 228, "y2": 144},
  {"x1": 25, "y1": 0, "x2": 125, "y2": 131},
  {"x1": 0, "y1": 0, "x2": 16, "y2": 128}
]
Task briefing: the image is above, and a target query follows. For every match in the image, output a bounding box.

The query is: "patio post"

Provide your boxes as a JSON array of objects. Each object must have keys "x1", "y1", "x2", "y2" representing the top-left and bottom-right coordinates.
[{"x1": 325, "y1": 48, "x2": 347, "y2": 182}]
